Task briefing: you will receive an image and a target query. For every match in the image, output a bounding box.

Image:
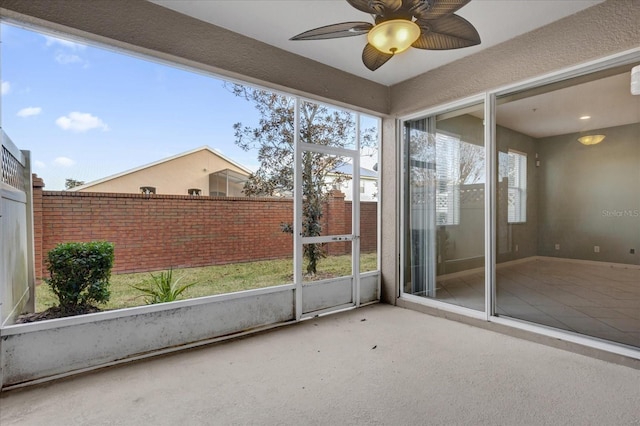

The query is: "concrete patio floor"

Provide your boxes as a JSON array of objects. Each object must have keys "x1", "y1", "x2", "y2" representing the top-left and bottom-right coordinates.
[{"x1": 1, "y1": 304, "x2": 638, "y2": 425}]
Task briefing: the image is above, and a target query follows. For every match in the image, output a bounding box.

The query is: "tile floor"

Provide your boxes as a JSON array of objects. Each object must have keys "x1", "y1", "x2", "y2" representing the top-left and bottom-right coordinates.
[{"x1": 433, "y1": 258, "x2": 640, "y2": 348}]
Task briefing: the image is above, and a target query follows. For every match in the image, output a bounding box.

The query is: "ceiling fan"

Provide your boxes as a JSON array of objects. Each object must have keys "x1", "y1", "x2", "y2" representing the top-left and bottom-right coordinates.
[{"x1": 290, "y1": 0, "x2": 480, "y2": 71}]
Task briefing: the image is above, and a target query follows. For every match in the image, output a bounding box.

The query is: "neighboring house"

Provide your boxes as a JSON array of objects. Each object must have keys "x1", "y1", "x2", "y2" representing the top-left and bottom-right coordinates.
[
  {"x1": 327, "y1": 164, "x2": 378, "y2": 201},
  {"x1": 72, "y1": 146, "x2": 251, "y2": 196}
]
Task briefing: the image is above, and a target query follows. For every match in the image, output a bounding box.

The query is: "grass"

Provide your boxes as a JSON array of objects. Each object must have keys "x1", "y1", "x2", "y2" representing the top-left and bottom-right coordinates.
[{"x1": 36, "y1": 253, "x2": 377, "y2": 313}]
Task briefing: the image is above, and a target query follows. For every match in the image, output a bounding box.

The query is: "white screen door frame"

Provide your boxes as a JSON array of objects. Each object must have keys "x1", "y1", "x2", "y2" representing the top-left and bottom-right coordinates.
[{"x1": 293, "y1": 97, "x2": 362, "y2": 320}]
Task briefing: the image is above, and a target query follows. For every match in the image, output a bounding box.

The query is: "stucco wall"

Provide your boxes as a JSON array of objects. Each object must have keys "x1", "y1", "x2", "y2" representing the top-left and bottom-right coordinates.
[{"x1": 390, "y1": 0, "x2": 640, "y2": 116}]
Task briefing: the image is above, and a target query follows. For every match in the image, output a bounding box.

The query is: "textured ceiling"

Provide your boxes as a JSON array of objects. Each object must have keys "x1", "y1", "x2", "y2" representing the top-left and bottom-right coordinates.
[
  {"x1": 148, "y1": 0, "x2": 637, "y2": 137},
  {"x1": 151, "y1": 0, "x2": 603, "y2": 86},
  {"x1": 496, "y1": 71, "x2": 640, "y2": 138}
]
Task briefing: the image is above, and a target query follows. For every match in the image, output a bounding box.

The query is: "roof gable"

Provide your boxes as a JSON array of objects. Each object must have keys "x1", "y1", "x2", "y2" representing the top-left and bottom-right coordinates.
[{"x1": 71, "y1": 146, "x2": 252, "y2": 191}]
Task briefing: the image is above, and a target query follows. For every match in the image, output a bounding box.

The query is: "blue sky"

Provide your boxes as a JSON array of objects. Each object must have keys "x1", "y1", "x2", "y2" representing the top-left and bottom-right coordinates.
[
  {"x1": 0, "y1": 23, "x2": 378, "y2": 190},
  {"x1": 0, "y1": 23, "x2": 263, "y2": 190}
]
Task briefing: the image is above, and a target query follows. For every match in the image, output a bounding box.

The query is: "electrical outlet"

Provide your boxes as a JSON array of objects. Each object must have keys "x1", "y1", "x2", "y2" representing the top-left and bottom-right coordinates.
[
  {"x1": 555, "y1": 243, "x2": 560, "y2": 250},
  {"x1": 631, "y1": 248, "x2": 636, "y2": 254},
  {"x1": 594, "y1": 246, "x2": 600, "y2": 253},
  {"x1": 515, "y1": 244, "x2": 519, "y2": 252}
]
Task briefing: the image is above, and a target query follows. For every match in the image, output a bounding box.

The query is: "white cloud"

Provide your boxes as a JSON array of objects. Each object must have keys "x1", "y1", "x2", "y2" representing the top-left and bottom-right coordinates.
[
  {"x1": 53, "y1": 157, "x2": 76, "y2": 167},
  {"x1": 44, "y1": 35, "x2": 86, "y2": 51},
  {"x1": 56, "y1": 112, "x2": 109, "y2": 133},
  {"x1": 34, "y1": 160, "x2": 46, "y2": 169},
  {"x1": 17, "y1": 107, "x2": 42, "y2": 118},
  {"x1": 55, "y1": 53, "x2": 83, "y2": 65},
  {"x1": 44, "y1": 36, "x2": 88, "y2": 66},
  {"x1": 1, "y1": 81, "x2": 10, "y2": 95}
]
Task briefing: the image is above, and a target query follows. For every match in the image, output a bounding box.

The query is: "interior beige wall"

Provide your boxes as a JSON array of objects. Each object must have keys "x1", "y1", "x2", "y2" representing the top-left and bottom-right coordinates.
[
  {"x1": 537, "y1": 123, "x2": 640, "y2": 265},
  {"x1": 496, "y1": 126, "x2": 539, "y2": 264}
]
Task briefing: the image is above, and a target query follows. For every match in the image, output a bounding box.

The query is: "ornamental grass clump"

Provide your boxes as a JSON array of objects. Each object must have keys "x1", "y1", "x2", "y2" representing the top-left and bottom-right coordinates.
[
  {"x1": 131, "y1": 268, "x2": 197, "y2": 304},
  {"x1": 45, "y1": 241, "x2": 114, "y2": 314}
]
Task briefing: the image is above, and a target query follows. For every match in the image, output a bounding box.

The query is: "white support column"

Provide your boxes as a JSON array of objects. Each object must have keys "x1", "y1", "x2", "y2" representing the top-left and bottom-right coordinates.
[
  {"x1": 293, "y1": 98, "x2": 303, "y2": 321},
  {"x1": 396, "y1": 118, "x2": 404, "y2": 300}
]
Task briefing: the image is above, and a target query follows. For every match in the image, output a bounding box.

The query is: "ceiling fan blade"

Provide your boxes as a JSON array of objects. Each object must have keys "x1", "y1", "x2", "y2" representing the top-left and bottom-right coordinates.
[
  {"x1": 290, "y1": 22, "x2": 373, "y2": 41},
  {"x1": 362, "y1": 43, "x2": 394, "y2": 71},
  {"x1": 347, "y1": 0, "x2": 403, "y2": 15},
  {"x1": 413, "y1": 14, "x2": 480, "y2": 49},
  {"x1": 406, "y1": 0, "x2": 471, "y2": 20}
]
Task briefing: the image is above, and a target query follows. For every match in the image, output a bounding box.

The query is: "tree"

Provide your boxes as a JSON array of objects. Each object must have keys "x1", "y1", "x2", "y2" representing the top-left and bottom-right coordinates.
[
  {"x1": 459, "y1": 140, "x2": 484, "y2": 185},
  {"x1": 229, "y1": 84, "x2": 375, "y2": 275},
  {"x1": 65, "y1": 178, "x2": 85, "y2": 190}
]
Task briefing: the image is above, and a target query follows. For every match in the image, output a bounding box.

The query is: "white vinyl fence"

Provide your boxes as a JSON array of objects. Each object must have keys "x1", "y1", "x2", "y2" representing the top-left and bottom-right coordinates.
[{"x1": 0, "y1": 130, "x2": 34, "y2": 327}]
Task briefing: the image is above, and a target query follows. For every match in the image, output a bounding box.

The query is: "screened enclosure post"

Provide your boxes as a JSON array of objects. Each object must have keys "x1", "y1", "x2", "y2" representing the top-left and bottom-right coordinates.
[
  {"x1": 353, "y1": 113, "x2": 361, "y2": 307},
  {"x1": 293, "y1": 97, "x2": 303, "y2": 321}
]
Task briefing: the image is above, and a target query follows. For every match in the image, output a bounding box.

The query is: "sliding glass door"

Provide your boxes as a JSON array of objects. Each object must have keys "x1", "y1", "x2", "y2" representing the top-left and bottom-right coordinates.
[
  {"x1": 495, "y1": 65, "x2": 640, "y2": 348},
  {"x1": 402, "y1": 101, "x2": 486, "y2": 312},
  {"x1": 401, "y1": 56, "x2": 639, "y2": 351}
]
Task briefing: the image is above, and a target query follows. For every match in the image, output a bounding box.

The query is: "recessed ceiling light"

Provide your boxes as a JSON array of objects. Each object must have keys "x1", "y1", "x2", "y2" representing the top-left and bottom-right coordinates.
[{"x1": 580, "y1": 115, "x2": 591, "y2": 120}]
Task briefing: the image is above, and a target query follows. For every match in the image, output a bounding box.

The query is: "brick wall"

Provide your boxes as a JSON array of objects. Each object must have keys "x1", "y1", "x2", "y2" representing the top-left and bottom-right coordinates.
[
  {"x1": 351, "y1": 201, "x2": 378, "y2": 253},
  {"x1": 33, "y1": 178, "x2": 377, "y2": 279},
  {"x1": 32, "y1": 175, "x2": 45, "y2": 281}
]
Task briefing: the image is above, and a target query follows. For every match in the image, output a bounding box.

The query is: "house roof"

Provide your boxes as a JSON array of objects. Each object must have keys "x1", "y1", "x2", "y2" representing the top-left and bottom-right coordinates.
[
  {"x1": 331, "y1": 164, "x2": 377, "y2": 179},
  {"x1": 70, "y1": 146, "x2": 253, "y2": 191}
]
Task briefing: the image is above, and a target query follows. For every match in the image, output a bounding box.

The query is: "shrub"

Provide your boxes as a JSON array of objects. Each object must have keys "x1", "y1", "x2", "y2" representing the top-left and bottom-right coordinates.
[
  {"x1": 131, "y1": 268, "x2": 197, "y2": 304},
  {"x1": 45, "y1": 241, "x2": 114, "y2": 313}
]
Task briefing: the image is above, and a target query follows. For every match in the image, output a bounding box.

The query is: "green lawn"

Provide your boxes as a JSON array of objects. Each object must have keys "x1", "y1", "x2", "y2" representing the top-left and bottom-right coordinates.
[{"x1": 36, "y1": 253, "x2": 378, "y2": 312}]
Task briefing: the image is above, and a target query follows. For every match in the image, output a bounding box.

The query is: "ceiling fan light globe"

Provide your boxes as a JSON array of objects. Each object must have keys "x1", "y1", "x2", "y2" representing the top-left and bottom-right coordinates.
[
  {"x1": 578, "y1": 135, "x2": 605, "y2": 146},
  {"x1": 367, "y1": 19, "x2": 420, "y2": 54}
]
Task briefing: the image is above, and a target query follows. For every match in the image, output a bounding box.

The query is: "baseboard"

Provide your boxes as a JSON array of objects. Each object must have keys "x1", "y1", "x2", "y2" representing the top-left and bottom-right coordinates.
[
  {"x1": 435, "y1": 255, "x2": 640, "y2": 282},
  {"x1": 534, "y1": 256, "x2": 640, "y2": 270},
  {"x1": 436, "y1": 256, "x2": 538, "y2": 282}
]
